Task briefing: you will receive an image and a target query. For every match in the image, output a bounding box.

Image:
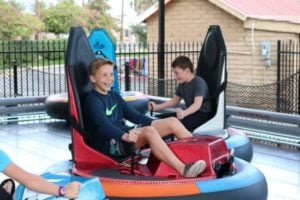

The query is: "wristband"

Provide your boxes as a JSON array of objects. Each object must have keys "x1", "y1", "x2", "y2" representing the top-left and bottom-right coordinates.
[{"x1": 58, "y1": 185, "x2": 66, "y2": 197}]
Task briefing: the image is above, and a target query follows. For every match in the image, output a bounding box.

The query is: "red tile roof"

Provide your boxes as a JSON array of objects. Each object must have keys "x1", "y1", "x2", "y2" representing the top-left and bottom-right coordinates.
[{"x1": 223, "y1": 0, "x2": 300, "y2": 23}]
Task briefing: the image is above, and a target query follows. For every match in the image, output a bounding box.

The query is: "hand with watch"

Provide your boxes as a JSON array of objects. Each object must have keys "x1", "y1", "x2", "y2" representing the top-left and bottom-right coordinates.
[
  {"x1": 0, "y1": 149, "x2": 81, "y2": 199},
  {"x1": 58, "y1": 182, "x2": 81, "y2": 199},
  {"x1": 58, "y1": 185, "x2": 66, "y2": 197}
]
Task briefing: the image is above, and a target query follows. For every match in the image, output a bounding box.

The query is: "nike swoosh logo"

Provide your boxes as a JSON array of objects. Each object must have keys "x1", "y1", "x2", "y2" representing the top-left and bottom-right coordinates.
[{"x1": 106, "y1": 104, "x2": 117, "y2": 116}]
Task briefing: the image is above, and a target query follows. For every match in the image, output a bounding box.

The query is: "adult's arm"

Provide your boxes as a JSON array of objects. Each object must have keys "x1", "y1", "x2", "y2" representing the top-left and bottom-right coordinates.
[{"x1": 3, "y1": 162, "x2": 80, "y2": 198}]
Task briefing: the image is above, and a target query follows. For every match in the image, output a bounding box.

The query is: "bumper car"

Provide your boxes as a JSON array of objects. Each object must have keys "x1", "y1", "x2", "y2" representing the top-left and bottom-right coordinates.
[
  {"x1": 45, "y1": 25, "x2": 253, "y2": 163},
  {"x1": 149, "y1": 25, "x2": 252, "y2": 162},
  {"x1": 15, "y1": 26, "x2": 267, "y2": 200}
]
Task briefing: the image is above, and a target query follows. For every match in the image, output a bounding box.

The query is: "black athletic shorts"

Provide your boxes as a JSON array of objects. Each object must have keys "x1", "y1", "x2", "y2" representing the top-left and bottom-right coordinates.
[
  {"x1": 181, "y1": 111, "x2": 212, "y2": 132},
  {"x1": 154, "y1": 111, "x2": 211, "y2": 132}
]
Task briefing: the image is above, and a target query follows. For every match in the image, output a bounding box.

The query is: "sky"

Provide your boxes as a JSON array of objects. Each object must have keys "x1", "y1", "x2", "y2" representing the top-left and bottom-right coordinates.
[{"x1": 18, "y1": 0, "x2": 137, "y2": 26}]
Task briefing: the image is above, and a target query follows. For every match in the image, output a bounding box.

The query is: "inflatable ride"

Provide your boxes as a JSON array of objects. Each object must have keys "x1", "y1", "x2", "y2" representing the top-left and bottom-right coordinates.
[
  {"x1": 45, "y1": 91, "x2": 148, "y2": 120},
  {"x1": 15, "y1": 26, "x2": 268, "y2": 200}
]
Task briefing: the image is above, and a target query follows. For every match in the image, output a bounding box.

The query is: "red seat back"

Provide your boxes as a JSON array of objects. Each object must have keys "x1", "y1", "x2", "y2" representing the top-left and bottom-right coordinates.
[{"x1": 65, "y1": 27, "x2": 117, "y2": 173}]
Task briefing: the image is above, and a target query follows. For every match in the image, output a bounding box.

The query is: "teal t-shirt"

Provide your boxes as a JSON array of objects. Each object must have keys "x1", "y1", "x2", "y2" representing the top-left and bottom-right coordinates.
[{"x1": 0, "y1": 149, "x2": 12, "y2": 172}]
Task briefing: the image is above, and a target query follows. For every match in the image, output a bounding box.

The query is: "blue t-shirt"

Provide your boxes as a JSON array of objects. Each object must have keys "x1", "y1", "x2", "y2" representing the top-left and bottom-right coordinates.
[
  {"x1": 83, "y1": 89, "x2": 153, "y2": 153},
  {"x1": 0, "y1": 149, "x2": 12, "y2": 172}
]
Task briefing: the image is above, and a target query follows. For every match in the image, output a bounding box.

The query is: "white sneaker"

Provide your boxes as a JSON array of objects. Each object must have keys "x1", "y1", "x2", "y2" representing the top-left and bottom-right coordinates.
[{"x1": 183, "y1": 160, "x2": 206, "y2": 178}]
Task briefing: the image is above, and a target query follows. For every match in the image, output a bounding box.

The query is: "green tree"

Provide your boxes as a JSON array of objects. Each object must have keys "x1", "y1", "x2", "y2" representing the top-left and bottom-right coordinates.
[
  {"x1": 0, "y1": 0, "x2": 44, "y2": 40},
  {"x1": 19, "y1": 13, "x2": 45, "y2": 40},
  {"x1": 42, "y1": 0, "x2": 87, "y2": 36},
  {"x1": 134, "y1": 0, "x2": 156, "y2": 15},
  {"x1": 0, "y1": 1, "x2": 23, "y2": 40},
  {"x1": 85, "y1": 0, "x2": 118, "y2": 41},
  {"x1": 130, "y1": 24, "x2": 147, "y2": 44}
]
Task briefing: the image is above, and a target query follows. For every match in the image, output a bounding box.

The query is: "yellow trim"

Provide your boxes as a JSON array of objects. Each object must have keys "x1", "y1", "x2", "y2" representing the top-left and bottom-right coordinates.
[{"x1": 123, "y1": 96, "x2": 137, "y2": 101}]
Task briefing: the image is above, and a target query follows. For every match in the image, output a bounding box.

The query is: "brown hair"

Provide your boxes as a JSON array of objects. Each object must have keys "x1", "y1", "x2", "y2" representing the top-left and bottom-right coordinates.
[
  {"x1": 171, "y1": 56, "x2": 194, "y2": 73},
  {"x1": 89, "y1": 58, "x2": 114, "y2": 75}
]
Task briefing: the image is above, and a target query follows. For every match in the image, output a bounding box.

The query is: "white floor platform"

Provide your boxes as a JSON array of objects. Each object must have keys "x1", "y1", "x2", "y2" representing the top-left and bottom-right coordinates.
[{"x1": 0, "y1": 121, "x2": 299, "y2": 200}]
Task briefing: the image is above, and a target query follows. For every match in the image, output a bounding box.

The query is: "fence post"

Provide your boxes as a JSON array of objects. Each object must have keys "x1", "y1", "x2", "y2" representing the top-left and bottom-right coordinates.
[
  {"x1": 298, "y1": 44, "x2": 300, "y2": 115},
  {"x1": 6, "y1": 60, "x2": 19, "y2": 124},
  {"x1": 125, "y1": 61, "x2": 130, "y2": 91},
  {"x1": 13, "y1": 60, "x2": 18, "y2": 97},
  {"x1": 158, "y1": 0, "x2": 165, "y2": 97},
  {"x1": 276, "y1": 40, "x2": 280, "y2": 112}
]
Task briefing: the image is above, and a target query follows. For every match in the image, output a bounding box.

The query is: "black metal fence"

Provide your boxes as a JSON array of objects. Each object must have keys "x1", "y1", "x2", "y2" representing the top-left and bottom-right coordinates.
[
  {"x1": 0, "y1": 40, "x2": 299, "y2": 114},
  {"x1": 0, "y1": 40, "x2": 66, "y2": 97},
  {"x1": 116, "y1": 42, "x2": 202, "y2": 96},
  {"x1": 277, "y1": 41, "x2": 300, "y2": 114}
]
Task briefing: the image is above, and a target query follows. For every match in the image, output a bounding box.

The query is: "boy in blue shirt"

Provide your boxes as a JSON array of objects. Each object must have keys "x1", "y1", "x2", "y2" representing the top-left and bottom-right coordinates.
[
  {"x1": 83, "y1": 58, "x2": 206, "y2": 178},
  {"x1": 149, "y1": 56, "x2": 212, "y2": 131}
]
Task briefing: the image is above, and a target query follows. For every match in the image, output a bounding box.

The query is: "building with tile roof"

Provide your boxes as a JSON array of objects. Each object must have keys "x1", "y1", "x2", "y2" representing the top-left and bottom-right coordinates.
[{"x1": 138, "y1": 0, "x2": 300, "y2": 86}]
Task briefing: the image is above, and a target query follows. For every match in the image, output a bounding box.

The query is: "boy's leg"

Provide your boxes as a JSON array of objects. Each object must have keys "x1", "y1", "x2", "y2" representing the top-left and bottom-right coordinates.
[
  {"x1": 181, "y1": 112, "x2": 211, "y2": 132},
  {"x1": 135, "y1": 126, "x2": 185, "y2": 174},
  {"x1": 135, "y1": 126, "x2": 206, "y2": 177},
  {"x1": 151, "y1": 117, "x2": 192, "y2": 139}
]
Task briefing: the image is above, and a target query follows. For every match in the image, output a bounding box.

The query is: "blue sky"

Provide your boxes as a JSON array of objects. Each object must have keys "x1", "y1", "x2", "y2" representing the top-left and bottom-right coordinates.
[{"x1": 17, "y1": 0, "x2": 137, "y2": 26}]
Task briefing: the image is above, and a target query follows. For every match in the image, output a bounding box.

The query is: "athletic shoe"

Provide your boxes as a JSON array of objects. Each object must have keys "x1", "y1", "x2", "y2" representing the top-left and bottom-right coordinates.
[{"x1": 183, "y1": 160, "x2": 206, "y2": 178}]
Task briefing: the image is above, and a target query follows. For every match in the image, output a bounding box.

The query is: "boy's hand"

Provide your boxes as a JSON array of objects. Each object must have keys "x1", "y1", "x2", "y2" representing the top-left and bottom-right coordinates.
[
  {"x1": 176, "y1": 108, "x2": 185, "y2": 119},
  {"x1": 122, "y1": 128, "x2": 141, "y2": 143},
  {"x1": 130, "y1": 128, "x2": 142, "y2": 136},
  {"x1": 64, "y1": 181, "x2": 81, "y2": 199},
  {"x1": 148, "y1": 101, "x2": 156, "y2": 111}
]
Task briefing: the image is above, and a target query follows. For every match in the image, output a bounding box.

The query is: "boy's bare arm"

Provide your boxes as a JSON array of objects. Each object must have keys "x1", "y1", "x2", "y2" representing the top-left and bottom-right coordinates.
[
  {"x1": 4, "y1": 163, "x2": 80, "y2": 198},
  {"x1": 179, "y1": 96, "x2": 203, "y2": 118},
  {"x1": 149, "y1": 95, "x2": 181, "y2": 111}
]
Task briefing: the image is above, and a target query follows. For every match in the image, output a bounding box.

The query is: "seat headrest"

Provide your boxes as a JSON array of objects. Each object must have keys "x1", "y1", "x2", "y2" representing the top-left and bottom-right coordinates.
[
  {"x1": 196, "y1": 25, "x2": 226, "y2": 95},
  {"x1": 66, "y1": 26, "x2": 96, "y2": 97},
  {"x1": 65, "y1": 27, "x2": 96, "y2": 125}
]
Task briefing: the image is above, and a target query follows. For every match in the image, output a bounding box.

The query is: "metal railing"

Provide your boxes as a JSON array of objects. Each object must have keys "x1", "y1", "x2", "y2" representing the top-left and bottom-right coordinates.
[{"x1": 227, "y1": 106, "x2": 300, "y2": 148}]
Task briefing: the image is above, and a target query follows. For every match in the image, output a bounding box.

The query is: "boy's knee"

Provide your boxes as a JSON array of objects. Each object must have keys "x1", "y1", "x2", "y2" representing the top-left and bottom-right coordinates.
[
  {"x1": 166, "y1": 116, "x2": 179, "y2": 124},
  {"x1": 156, "y1": 117, "x2": 178, "y2": 127},
  {"x1": 142, "y1": 126, "x2": 156, "y2": 136}
]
